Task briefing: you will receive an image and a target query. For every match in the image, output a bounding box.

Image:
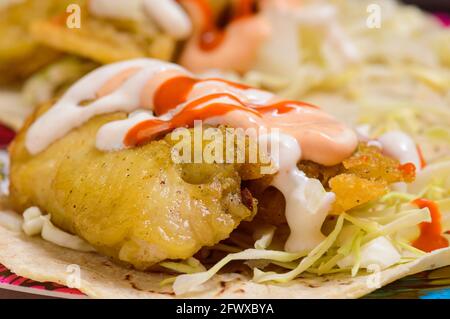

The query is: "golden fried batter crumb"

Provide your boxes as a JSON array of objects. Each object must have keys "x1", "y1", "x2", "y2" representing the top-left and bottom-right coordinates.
[
  {"x1": 329, "y1": 174, "x2": 388, "y2": 213},
  {"x1": 342, "y1": 143, "x2": 415, "y2": 184}
]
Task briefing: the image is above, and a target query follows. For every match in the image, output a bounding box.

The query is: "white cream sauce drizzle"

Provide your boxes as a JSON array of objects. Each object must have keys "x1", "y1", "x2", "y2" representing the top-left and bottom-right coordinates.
[
  {"x1": 88, "y1": 0, "x2": 144, "y2": 21},
  {"x1": 25, "y1": 59, "x2": 184, "y2": 154},
  {"x1": 143, "y1": 0, "x2": 193, "y2": 39},
  {"x1": 88, "y1": 0, "x2": 192, "y2": 39},
  {"x1": 259, "y1": 133, "x2": 335, "y2": 252},
  {"x1": 378, "y1": 131, "x2": 421, "y2": 170},
  {"x1": 27, "y1": 59, "x2": 274, "y2": 153},
  {"x1": 96, "y1": 110, "x2": 156, "y2": 151}
]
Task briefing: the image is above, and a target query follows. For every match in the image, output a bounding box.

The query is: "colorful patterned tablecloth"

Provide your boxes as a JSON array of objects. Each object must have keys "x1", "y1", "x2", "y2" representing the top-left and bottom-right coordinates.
[
  {"x1": 365, "y1": 266, "x2": 450, "y2": 299},
  {"x1": 435, "y1": 13, "x2": 450, "y2": 26},
  {"x1": 0, "y1": 264, "x2": 84, "y2": 298},
  {"x1": 1, "y1": 262, "x2": 450, "y2": 299},
  {"x1": 0, "y1": 124, "x2": 14, "y2": 149}
]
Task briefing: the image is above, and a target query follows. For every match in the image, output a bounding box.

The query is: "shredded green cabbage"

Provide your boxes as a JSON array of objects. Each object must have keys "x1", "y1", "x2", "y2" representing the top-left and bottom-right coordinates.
[
  {"x1": 173, "y1": 249, "x2": 308, "y2": 295},
  {"x1": 159, "y1": 257, "x2": 206, "y2": 274},
  {"x1": 252, "y1": 215, "x2": 344, "y2": 284},
  {"x1": 353, "y1": 208, "x2": 431, "y2": 245},
  {"x1": 254, "y1": 225, "x2": 276, "y2": 250},
  {"x1": 410, "y1": 161, "x2": 450, "y2": 197},
  {"x1": 350, "y1": 232, "x2": 363, "y2": 277},
  {"x1": 168, "y1": 185, "x2": 441, "y2": 294},
  {"x1": 393, "y1": 239, "x2": 427, "y2": 257}
]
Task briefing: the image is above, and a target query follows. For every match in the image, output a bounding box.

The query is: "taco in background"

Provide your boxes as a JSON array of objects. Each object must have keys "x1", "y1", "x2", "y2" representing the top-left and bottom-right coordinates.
[
  {"x1": 29, "y1": 0, "x2": 192, "y2": 65},
  {"x1": 0, "y1": 0, "x2": 77, "y2": 84}
]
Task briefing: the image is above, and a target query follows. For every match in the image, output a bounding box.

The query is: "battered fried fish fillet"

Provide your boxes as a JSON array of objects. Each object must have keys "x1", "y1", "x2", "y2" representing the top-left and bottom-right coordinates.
[{"x1": 9, "y1": 105, "x2": 256, "y2": 269}]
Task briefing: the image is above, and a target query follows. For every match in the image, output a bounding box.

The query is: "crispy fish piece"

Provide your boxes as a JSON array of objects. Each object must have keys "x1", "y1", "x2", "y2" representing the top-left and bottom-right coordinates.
[
  {"x1": 9, "y1": 105, "x2": 255, "y2": 269},
  {"x1": 30, "y1": 6, "x2": 176, "y2": 64},
  {"x1": 0, "y1": 0, "x2": 79, "y2": 84}
]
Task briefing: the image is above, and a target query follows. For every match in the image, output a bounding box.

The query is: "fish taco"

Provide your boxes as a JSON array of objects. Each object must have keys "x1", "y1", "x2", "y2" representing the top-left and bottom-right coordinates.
[
  {"x1": 0, "y1": 58, "x2": 449, "y2": 298},
  {"x1": 0, "y1": 0, "x2": 449, "y2": 299}
]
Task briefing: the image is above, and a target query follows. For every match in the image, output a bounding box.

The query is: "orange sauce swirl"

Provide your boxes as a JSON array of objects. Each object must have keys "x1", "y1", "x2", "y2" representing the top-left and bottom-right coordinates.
[
  {"x1": 180, "y1": 0, "x2": 258, "y2": 51},
  {"x1": 412, "y1": 198, "x2": 449, "y2": 253},
  {"x1": 122, "y1": 73, "x2": 358, "y2": 166}
]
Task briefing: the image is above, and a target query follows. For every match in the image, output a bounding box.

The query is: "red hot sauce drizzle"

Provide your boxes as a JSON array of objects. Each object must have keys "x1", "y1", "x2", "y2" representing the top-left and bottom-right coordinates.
[
  {"x1": 412, "y1": 198, "x2": 448, "y2": 252},
  {"x1": 25, "y1": 58, "x2": 358, "y2": 166},
  {"x1": 152, "y1": 76, "x2": 251, "y2": 116},
  {"x1": 398, "y1": 162, "x2": 416, "y2": 180},
  {"x1": 124, "y1": 75, "x2": 318, "y2": 148},
  {"x1": 126, "y1": 92, "x2": 262, "y2": 146},
  {"x1": 181, "y1": 0, "x2": 258, "y2": 51},
  {"x1": 234, "y1": 0, "x2": 258, "y2": 20},
  {"x1": 416, "y1": 145, "x2": 427, "y2": 169}
]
